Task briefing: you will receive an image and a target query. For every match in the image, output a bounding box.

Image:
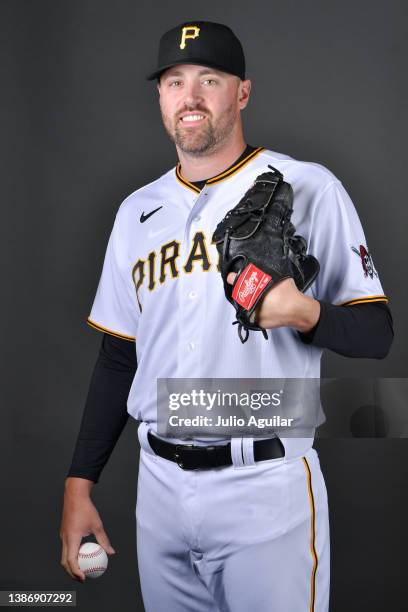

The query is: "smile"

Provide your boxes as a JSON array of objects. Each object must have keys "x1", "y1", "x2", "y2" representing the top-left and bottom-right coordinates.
[{"x1": 180, "y1": 114, "x2": 205, "y2": 122}]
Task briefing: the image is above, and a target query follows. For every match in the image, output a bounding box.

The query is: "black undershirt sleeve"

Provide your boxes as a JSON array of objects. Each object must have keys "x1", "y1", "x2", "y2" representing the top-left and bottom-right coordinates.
[
  {"x1": 298, "y1": 301, "x2": 394, "y2": 358},
  {"x1": 67, "y1": 301, "x2": 393, "y2": 484},
  {"x1": 67, "y1": 333, "x2": 137, "y2": 483}
]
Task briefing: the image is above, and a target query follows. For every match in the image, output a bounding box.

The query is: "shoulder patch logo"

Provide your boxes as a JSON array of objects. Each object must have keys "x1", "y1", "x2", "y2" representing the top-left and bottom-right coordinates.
[{"x1": 351, "y1": 244, "x2": 378, "y2": 279}]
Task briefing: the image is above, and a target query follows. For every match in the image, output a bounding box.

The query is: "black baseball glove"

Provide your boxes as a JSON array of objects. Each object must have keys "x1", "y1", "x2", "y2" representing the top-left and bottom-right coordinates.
[{"x1": 212, "y1": 165, "x2": 320, "y2": 343}]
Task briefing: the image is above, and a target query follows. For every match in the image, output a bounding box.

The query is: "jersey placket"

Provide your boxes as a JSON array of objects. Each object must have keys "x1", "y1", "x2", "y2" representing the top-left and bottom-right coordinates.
[{"x1": 175, "y1": 187, "x2": 211, "y2": 377}]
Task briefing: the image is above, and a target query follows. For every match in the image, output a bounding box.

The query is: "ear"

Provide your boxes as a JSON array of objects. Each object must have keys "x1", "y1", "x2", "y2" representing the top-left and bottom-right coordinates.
[{"x1": 238, "y1": 79, "x2": 251, "y2": 110}]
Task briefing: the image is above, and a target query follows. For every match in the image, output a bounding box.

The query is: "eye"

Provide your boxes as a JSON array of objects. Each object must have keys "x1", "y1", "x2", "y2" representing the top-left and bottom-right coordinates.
[
  {"x1": 169, "y1": 80, "x2": 182, "y2": 87},
  {"x1": 202, "y1": 78, "x2": 217, "y2": 86}
]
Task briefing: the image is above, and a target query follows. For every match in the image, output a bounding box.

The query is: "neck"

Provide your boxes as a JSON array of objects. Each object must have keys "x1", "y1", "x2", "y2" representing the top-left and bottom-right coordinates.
[{"x1": 176, "y1": 131, "x2": 247, "y2": 182}]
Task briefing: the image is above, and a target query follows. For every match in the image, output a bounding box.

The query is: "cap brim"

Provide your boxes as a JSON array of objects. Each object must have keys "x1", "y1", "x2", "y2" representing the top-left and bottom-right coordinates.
[{"x1": 146, "y1": 59, "x2": 242, "y2": 81}]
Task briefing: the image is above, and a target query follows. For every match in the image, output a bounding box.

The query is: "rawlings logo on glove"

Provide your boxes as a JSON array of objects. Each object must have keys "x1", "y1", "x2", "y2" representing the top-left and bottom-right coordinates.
[{"x1": 232, "y1": 264, "x2": 272, "y2": 309}]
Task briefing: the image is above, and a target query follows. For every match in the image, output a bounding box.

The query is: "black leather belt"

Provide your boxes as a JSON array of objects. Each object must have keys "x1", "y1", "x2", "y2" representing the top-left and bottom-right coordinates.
[{"x1": 147, "y1": 431, "x2": 285, "y2": 470}]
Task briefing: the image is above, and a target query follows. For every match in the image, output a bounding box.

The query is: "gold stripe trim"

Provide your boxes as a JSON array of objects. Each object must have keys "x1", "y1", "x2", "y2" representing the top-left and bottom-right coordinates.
[
  {"x1": 86, "y1": 318, "x2": 136, "y2": 342},
  {"x1": 303, "y1": 457, "x2": 318, "y2": 612},
  {"x1": 175, "y1": 146, "x2": 265, "y2": 192},
  {"x1": 206, "y1": 146, "x2": 265, "y2": 183},
  {"x1": 175, "y1": 166, "x2": 201, "y2": 193},
  {"x1": 340, "y1": 295, "x2": 388, "y2": 307}
]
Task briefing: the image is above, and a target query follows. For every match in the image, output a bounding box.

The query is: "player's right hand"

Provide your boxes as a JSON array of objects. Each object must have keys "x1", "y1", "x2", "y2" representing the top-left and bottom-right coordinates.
[{"x1": 59, "y1": 478, "x2": 115, "y2": 582}]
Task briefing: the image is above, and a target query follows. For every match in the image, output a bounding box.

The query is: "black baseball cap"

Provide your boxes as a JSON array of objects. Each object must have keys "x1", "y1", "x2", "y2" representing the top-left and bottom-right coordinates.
[{"x1": 146, "y1": 21, "x2": 246, "y2": 81}]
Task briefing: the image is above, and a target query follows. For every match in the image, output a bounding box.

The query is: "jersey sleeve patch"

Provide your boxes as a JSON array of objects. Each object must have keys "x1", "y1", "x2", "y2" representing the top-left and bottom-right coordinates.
[
  {"x1": 350, "y1": 244, "x2": 379, "y2": 279},
  {"x1": 86, "y1": 318, "x2": 136, "y2": 342}
]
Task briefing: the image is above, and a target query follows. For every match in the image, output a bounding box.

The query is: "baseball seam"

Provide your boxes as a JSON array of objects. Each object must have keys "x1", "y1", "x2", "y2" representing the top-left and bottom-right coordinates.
[
  {"x1": 83, "y1": 566, "x2": 106, "y2": 574},
  {"x1": 79, "y1": 548, "x2": 105, "y2": 559}
]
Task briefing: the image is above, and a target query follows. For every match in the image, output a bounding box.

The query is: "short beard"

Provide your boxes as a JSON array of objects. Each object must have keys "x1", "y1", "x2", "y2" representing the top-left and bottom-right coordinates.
[{"x1": 162, "y1": 104, "x2": 237, "y2": 157}]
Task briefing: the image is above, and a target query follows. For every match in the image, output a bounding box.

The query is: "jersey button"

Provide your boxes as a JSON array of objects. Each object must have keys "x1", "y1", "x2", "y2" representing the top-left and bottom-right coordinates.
[
  {"x1": 193, "y1": 215, "x2": 201, "y2": 222},
  {"x1": 188, "y1": 291, "x2": 197, "y2": 299},
  {"x1": 188, "y1": 342, "x2": 195, "y2": 351}
]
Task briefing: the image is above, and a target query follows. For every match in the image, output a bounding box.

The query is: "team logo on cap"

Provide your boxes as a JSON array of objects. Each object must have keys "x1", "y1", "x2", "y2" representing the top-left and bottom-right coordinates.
[
  {"x1": 351, "y1": 244, "x2": 378, "y2": 279},
  {"x1": 180, "y1": 26, "x2": 200, "y2": 49}
]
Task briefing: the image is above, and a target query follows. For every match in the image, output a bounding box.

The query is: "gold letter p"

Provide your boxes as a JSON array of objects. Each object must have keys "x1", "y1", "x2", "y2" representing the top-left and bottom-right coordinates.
[{"x1": 180, "y1": 26, "x2": 200, "y2": 50}]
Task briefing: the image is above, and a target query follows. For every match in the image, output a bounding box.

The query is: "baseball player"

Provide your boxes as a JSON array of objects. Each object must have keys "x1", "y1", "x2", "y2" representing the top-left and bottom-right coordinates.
[{"x1": 60, "y1": 21, "x2": 393, "y2": 611}]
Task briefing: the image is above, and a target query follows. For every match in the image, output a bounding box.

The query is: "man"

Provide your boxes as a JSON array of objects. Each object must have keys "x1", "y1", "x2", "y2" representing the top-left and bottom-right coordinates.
[{"x1": 60, "y1": 21, "x2": 393, "y2": 611}]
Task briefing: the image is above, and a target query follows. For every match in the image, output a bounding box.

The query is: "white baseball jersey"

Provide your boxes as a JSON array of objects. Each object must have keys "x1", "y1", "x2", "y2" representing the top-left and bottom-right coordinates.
[{"x1": 87, "y1": 146, "x2": 387, "y2": 457}]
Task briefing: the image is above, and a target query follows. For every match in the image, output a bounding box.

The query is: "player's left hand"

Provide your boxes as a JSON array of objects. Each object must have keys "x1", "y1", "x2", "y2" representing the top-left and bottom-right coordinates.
[{"x1": 226, "y1": 273, "x2": 321, "y2": 333}]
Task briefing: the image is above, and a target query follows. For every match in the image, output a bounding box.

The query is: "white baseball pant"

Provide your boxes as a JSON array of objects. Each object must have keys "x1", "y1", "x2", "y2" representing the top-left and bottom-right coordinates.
[{"x1": 136, "y1": 423, "x2": 330, "y2": 612}]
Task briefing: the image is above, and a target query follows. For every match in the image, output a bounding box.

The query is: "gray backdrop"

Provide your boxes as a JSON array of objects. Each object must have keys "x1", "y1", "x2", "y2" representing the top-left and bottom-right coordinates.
[{"x1": 1, "y1": 0, "x2": 407, "y2": 610}]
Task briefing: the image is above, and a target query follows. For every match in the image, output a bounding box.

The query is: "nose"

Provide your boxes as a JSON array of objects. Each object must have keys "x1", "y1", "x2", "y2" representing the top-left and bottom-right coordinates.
[{"x1": 182, "y1": 80, "x2": 204, "y2": 109}]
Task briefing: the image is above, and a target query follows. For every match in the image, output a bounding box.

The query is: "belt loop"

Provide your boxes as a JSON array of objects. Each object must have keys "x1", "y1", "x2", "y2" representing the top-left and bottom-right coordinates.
[
  {"x1": 242, "y1": 437, "x2": 256, "y2": 467},
  {"x1": 230, "y1": 437, "x2": 245, "y2": 468},
  {"x1": 137, "y1": 422, "x2": 157, "y2": 457}
]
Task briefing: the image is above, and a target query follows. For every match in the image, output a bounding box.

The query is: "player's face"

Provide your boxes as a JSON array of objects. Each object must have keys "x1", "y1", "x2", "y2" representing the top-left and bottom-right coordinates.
[{"x1": 157, "y1": 64, "x2": 251, "y2": 155}]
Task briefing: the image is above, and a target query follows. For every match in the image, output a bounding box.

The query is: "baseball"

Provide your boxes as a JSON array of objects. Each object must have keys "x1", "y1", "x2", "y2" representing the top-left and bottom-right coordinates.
[{"x1": 77, "y1": 542, "x2": 108, "y2": 579}]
